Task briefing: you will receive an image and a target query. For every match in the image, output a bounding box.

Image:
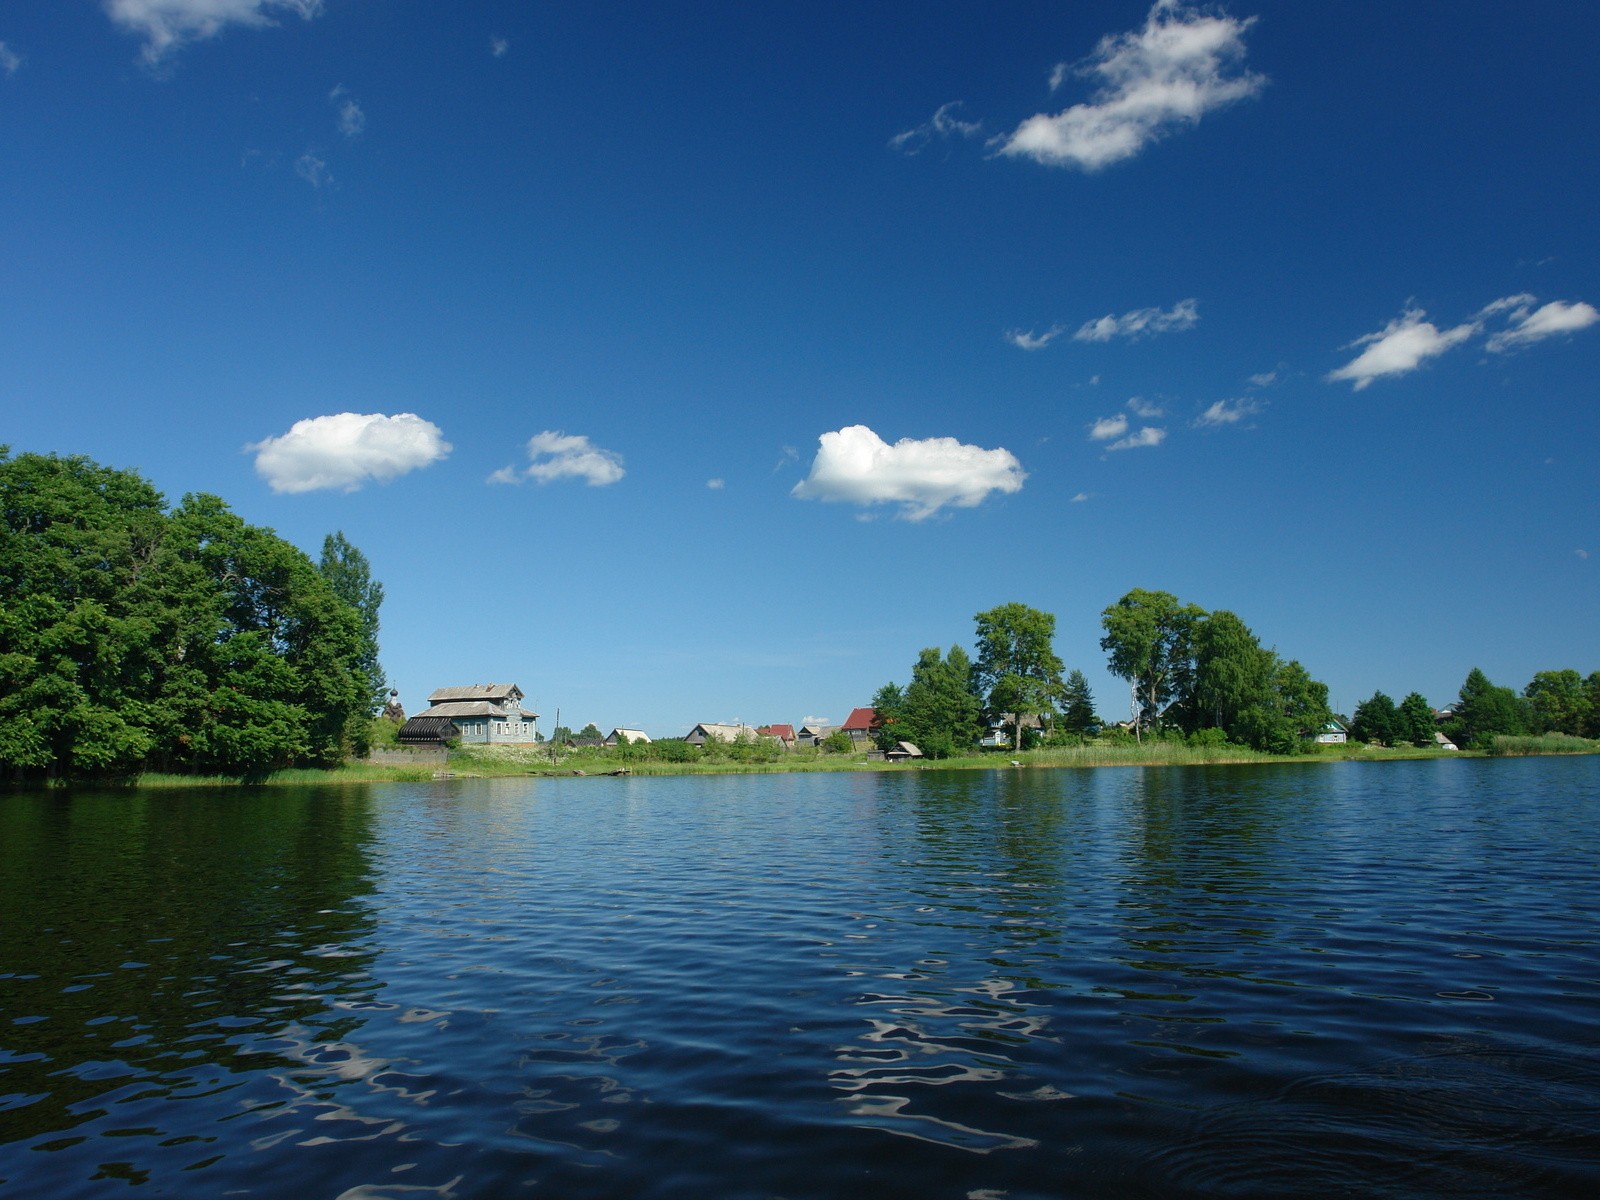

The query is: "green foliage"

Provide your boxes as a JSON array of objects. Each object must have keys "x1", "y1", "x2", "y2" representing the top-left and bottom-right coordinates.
[
  {"x1": 870, "y1": 682, "x2": 906, "y2": 751},
  {"x1": 896, "y1": 645, "x2": 984, "y2": 758},
  {"x1": 972, "y1": 603, "x2": 1064, "y2": 751},
  {"x1": 1397, "y1": 692, "x2": 1436, "y2": 746},
  {"x1": 822, "y1": 730, "x2": 854, "y2": 754},
  {"x1": 0, "y1": 450, "x2": 369, "y2": 781},
  {"x1": 576, "y1": 722, "x2": 603, "y2": 740},
  {"x1": 1449, "y1": 668, "x2": 1527, "y2": 748},
  {"x1": 317, "y1": 531, "x2": 387, "y2": 717},
  {"x1": 1351, "y1": 691, "x2": 1400, "y2": 745},
  {"x1": 1058, "y1": 669, "x2": 1097, "y2": 734},
  {"x1": 1099, "y1": 588, "x2": 1206, "y2": 738},
  {"x1": 1523, "y1": 669, "x2": 1591, "y2": 736}
]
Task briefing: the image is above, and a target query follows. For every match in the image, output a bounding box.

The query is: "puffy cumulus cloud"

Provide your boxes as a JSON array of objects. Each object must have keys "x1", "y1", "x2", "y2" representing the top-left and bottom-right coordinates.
[
  {"x1": 1005, "y1": 325, "x2": 1066, "y2": 351},
  {"x1": 1486, "y1": 297, "x2": 1600, "y2": 353},
  {"x1": 791, "y1": 424, "x2": 1025, "y2": 521},
  {"x1": 1107, "y1": 426, "x2": 1166, "y2": 451},
  {"x1": 1192, "y1": 397, "x2": 1260, "y2": 427},
  {"x1": 997, "y1": 2, "x2": 1264, "y2": 170},
  {"x1": 706, "y1": 477, "x2": 726, "y2": 490},
  {"x1": 250, "y1": 412, "x2": 450, "y2": 494},
  {"x1": 491, "y1": 432, "x2": 625, "y2": 487},
  {"x1": 890, "y1": 101, "x2": 984, "y2": 154},
  {"x1": 105, "y1": 0, "x2": 323, "y2": 65},
  {"x1": 1088, "y1": 414, "x2": 1129, "y2": 441},
  {"x1": 1326, "y1": 307, "x2": 1478, "y2": 391},
  {"x1": 1074, "y1": 297, "x2": 1198, "y2": 342}
]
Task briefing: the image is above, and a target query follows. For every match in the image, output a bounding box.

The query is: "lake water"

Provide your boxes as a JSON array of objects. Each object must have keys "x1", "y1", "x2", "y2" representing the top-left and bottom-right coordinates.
[{"x1": 2, "y1": 757, "x2": 1598, "y2": 1198}]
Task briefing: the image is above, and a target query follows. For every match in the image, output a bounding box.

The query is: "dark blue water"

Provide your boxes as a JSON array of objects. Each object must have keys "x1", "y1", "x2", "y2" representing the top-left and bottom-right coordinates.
[{"x1": 2, "y1": 757, "x2": 1598, "y2": 1198}]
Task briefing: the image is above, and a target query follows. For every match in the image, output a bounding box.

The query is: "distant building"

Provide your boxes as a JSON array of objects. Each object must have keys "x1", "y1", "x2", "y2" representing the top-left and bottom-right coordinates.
[
  {"x1": 409, "y1": 683, "x2": 539, "y2": 744},
  {"x1": 840, "y1": 707, "x2": 878, "y2": 748},
  {"x1": 757, "y1": 724, "x2": 796, "y2": 749},
  {"x1": 797, "y1": 723, "x2": 835, "y2": 746},
  {"x1": 884, "y1": 741, "x2": 923, "y2": 763},
  {"x1": 1313, "y1": 718, "x2": 1349, "y2": 744},
  {"x1": 685, "y1": 722, "x2": 759, "y2": 746},
  {"x1": 606, "y1": 728, "x2": 651, "y2": 746}
]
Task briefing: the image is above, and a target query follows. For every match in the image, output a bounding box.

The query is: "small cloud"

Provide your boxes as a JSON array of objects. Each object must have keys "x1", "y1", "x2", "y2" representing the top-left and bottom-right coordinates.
[
  {"x1": 791, "y1": 424, "x2": 1026, "y2": 521},
  {"x1": 249, "y1": 412, "x2": 450, "y2": 493},
  {"x1": 295, "y1": 149, "x2": 330, "y2": 188},
  {"x1": 1247, "y1": 369, "x2": 1278, "y2": 388},
  {"x1": 801, "y1": 715, "x2": 832, "y2": 728},
  {"x1": 1088, "y1": 374, "x2": 1100, "y2": 386},
  {"x1": 1071, "y1": 492, "x2": 1091, "y2": 503},
  {"x1": 490, "y1": 35, "x2": 509, "y2": 58},
  {"x1": 1485, "y1": 297, "x2": 1600, "y2": 353},
  {"x1": 1088, "y1": 414, "x2": 1128, "y2": 441},
  {"x1": 996, "y1": 2, "x2": 1265, "y2": 170},
  {"x1": 1107, "y1": 426, "x2": 1166, "y2": 452},
  {"x1": 1326, "y1": 306, "x2": 1477, "y2": 391},
  {"x1": 0, "y1": 41, "x2": 21, "y2": 76},
  {"x1": 706, "y1": 478, "x2": 725, "y2": 490},
  {"x1": 890, "y1": 101, "x2": 984, "y2": 154},
  {"x1": 106, "y1": 0, "x2": 325, "y2": 66},
  {"x1": 493, "y1": 431, "x2": 625, "y2": 487},
  {"x1": 330, "y1": 86, "x2": 365, "y2": 137},
  {"x1": 1073, "y1": 298, "x2": 1198, "y2": 343},
  {"x1": 773, "y1": 445, "x2": 800, "y2": 472},
  {"x1": 1192, "y1": 398, "x2": 1261, "y2": 427},
  {"x1": 1126, "y1": 396, "x2": 1164, "y2": 419},
  {"x1": 1577, "y1": 549, "x2": 1590, "y2": 560},
  {"x1": 1005, "y1": 325, "x2": 1066, "y2": 351}
]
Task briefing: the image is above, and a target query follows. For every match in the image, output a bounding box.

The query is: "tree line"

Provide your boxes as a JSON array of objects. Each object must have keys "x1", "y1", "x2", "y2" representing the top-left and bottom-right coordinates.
[
  {"x1": 870, "y1": 591, "x2": 1335, "y2": 757},
  {"x1": 0, "y1": 450, "x2": 386, "y2": 781},
  {"x1": 1351, "y1": 666, "x2": 1600, "y2": 749}
]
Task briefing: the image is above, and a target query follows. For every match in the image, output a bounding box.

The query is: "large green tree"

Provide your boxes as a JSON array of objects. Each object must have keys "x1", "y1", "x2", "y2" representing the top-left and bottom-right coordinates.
[
  {"x1": 1058, "y1": 669, "x2": 1098, "y2": 734},
  {"x1": 1523, "y1": 669, "x2": 1590, "y2": 736},
  {"x1": 318, "y1": 531, "x2": 388, "y2": 717},
  {"x1": 1193, "y1": 610, "x2": 1275, "y2": 736},
  {"x1": 1449, "y1": 668, "x2": 1527, "y2": 748},
  {"x1": 972, "y1": 603, "x2": 1064, "y2": 752},
  {"x1": 899, "y1": 645, "x2": 983, "y2": 758},
  {"x1": 1099, "y1": 589, "x2": 1206, "y2": 739},
  {"x1": 1397, "y1": 692, "x2": 1437, "y2": 746},
  {"x1": 1351, "y1": 691, "x2": 1400, "y2": 745}
]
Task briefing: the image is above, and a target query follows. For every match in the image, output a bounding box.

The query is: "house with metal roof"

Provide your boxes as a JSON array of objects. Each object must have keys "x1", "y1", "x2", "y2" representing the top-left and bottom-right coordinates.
[
  {"x1": 605, "y1": 728, "x2": 651, "y2": 746},
  {"x1": 685, "y1": 722, "x2": 760, "y2": 746},
  {"x1": 410, "y1": 683, "x2": 539, "y2": 744},
  {"x1": 756, "y1": 724, "x2": 796, "y2": 749},
  {"x1": 840, "y1": 707, "x2": 879, "y2": 748}
]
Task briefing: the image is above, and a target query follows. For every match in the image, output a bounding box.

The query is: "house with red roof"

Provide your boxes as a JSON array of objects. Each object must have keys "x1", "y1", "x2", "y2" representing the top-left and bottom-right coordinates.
[
  {"x1": 756, "y1": 724, "x2": 796, "y2": 749},
  {"x1": 840, "y1": 706, "x2": 879, "y2": 749}
]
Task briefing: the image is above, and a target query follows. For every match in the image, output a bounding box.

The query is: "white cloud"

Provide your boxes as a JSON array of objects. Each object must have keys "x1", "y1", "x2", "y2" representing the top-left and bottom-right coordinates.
[
  {"x1": 1005, "y1": 325, "x2": 1065, "y2": 351},
  {"x1": 295, "y1": 150, "x2": 329, "y2": 188},
  {"x1": 490, "y1": 35, "x2": 509, "y2": 58},
  {"x1": 997, "y1": 2, "x2": 1264, "y2": 170},
  {"x1": 706, "y1": 478, "x2": 725, "y2": 490},
  {"x1": 0, "y1": 42, "x2": 21, "y2": 76},
  {"x1": 1071, "y1": 492, "x2": 1091, "y2": 503},
  {"x1": 250, "y1": 412, "x2": 450, "y2": 494},
  {"x1": 1247, "y1": 369, "x2": 1278, "y2": 387},
  {"x1": 1088, "y1": 414, "x2": 1129, "y2": 441},
  {"x1": 1107, "y1": 426, "x2": 1166, "y2": 451},
  {"x1": 1326, "y1": 306, "x2": 1478, "y2": 390},
  {"x1": 1074, "y1": 297, "x2": 1198, "y2": 343},
  {"x1": 1576, "y1": 549, "x2": 1590, "y2": 560},
  {"x1": 791, "y1": 424, "x2": 1025, "y2": 521},
  {"x1": 1126, "y1": 396, "x2": 1165, "y2": 418},
  {"x1": 330, "y1": 86, "x2": 365, "y2": 138},
  {"x1": 105, "y1": 0, "x2": 323, "y2": 65},
  {"x1": 1193, "y1": 397, "x2": 1260, "y2": 427},
  {"x1": 1485, "y1": 298, "x2": 1600, "y2": 353},
  {"x1": 493, "y1": 431, "x2": 625, "y2": 487},
  {"x1": 890, "y1": 101, "x2": 984, "y2": 154}
]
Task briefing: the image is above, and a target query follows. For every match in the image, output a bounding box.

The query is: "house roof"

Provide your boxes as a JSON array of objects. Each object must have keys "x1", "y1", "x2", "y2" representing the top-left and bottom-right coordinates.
[
  {"x1": 607, "y1": 728, "x2": 651, "y2": 743},
  {"x1": 797, "y1": 724, "x2": 834, "y2": 737},
  {"x1": 758, "y1": 724, "x2": 796, "y2": 740},
  {"x1": 887, "y1": 741, "x2": 923, "y2": 757},
  {"x1": 688, "y1": 722, "x2": 758, "y2": 741},
  {"x1": 415, "y1": 701, "x2": 539, "y2": 720},
  {"x1": 397, "y1": 716, "x2": 460, "y2": 743},
  {"x1": 841, "y1": 707, "x2": 877, "y2": 731},
  {"x1": 429, "y1": 683, "x2": 524, "y2": 704}
]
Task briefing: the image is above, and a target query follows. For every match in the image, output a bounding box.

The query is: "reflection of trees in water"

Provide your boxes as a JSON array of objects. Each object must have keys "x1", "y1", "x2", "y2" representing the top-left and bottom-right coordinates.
[{"x1": 0, "y1": 787, "x2": 380, "y2": 1148}]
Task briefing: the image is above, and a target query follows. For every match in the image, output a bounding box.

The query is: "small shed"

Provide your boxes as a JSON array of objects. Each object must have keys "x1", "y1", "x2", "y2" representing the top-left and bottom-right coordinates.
[
  {"x1": 884, "y1": 741, "x2": 923, "y2": 763},
  {"x1": 398, "y1": 715, "x2": 460, "y2": 745}
]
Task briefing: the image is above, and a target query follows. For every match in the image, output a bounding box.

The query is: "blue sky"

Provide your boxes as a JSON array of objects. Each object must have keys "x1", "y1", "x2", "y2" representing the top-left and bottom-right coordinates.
[{"x1": 3, "y1": 1, "x2": 1597, "y2": 735}]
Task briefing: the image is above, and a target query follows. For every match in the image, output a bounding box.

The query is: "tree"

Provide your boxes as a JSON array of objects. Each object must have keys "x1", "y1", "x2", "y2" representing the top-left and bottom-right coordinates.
[
  {"x1": 318, "y1": 532, "x2": 387, "y2": 717},
  {"x1": 1524, "y1": 669, "x2": 1590, "y2": 736},
  {"x1": 1274, "y1": 659, "x2": 1332, "y2": 739},
  {"x1": 1099, "y1": 589, "x2": 1206, "y2": 739},
  {"x1": 1058, "y1": 669, "x2": 1098, "y2": 734},
  {"x1": 972, "y1": 603, "x2": 1065, "y2": 753},
  {"x1": 869, "y1": 682, "x2": 907, "y2": 751},
  {"x1": 1351, "y1": 691, "x2": 1400, "y2": 745},
  {"x1": 1397, "y1": 692, "x2": 1437, "y2": 746},
  {"x1": 1587, "y1": 672, "x2": 1600, "y2": 739},
  {"x1": 576, "y1": 722, "x2": 603, "y2": 740},
  {"x1": 1449, "y1": 668, "x2": 1526, "y2": 748},
  {"x1": 898, "y1": 645, "x2": 983, "y2": 758},
  {"x1": 1193, "y1": 610, "x2": 1275, "y2": 737}
]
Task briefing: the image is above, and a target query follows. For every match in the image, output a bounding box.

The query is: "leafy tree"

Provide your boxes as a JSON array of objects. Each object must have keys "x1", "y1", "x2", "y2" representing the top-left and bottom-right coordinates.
[
  {"x1": 1058, "y1": 669, "x2": 1098, "y2": 734},
  {"x1": 870, "y1": 682, "x2": 907, "y2": 751},
  {"x1": 1523, "y1": 669, "x2": 1590, "y2": 736},
  {"x1": 318, "y1": 532, "x2": 387, "y2": 716},
  {"x1": 1193, "y1": 610, "x2": 1275, "y2": 736},
  {"x1": 1274, "y1": 659, "x2": 1332, "y2": 738},
  {"x1": 1449, "y1": 668, "x2": 1526, "y2": 748},
  {"x1": 1099, "y1": 589, "x2": 1206, "y2": 739},
  {"x1": 1587, "y1": 672, "x2": 1600, "y2": 739},
  {"x1": 576, "y1": 722, "x2": 603, "y2": 740},
  {"x1": 1351, "y1": 691, "x2": 1400, "y2": 745},
  {"x1": 821, "y1": 730, "x2": 853, "y2": 754},
  {"x1": 898, "y1": 645, "x2": 983, "y2": 758},
  {"x1": 550, "y1": 725, "x2": 573, "y2": 743},
  {"x1": 1396, "y1": 692, "x2": 1436, "y2": 746},
  {"x1": 972, "y1": 603, "x2": 1064, "y2": 753}
]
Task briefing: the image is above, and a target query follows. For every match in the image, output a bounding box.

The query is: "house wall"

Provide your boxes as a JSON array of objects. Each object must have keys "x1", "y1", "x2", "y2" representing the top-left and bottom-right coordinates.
[{"x1": 452, "y1": 717, "x2": 538, "y2": 744}]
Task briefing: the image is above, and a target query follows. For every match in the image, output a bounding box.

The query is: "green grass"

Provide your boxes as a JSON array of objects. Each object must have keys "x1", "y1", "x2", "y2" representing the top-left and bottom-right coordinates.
[{"x1": 1487, "y1": 733, "x2": 1600, "y2": 756}]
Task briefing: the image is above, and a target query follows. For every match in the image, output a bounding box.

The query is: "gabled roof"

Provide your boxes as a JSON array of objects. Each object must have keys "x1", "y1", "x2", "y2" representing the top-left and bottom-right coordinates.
[
  {"x1": 429, "y1": 683, "x2": 524, "y2": 704},
  {"x1": 415, "y1": 700, "x2": 540, "y2": 720},
  {"x1": 797, "y1": 723, "x2": 834, "y2": 737},
  {"x1": 688, "y1": 722, "x2": 758, "y2": 742},
  {"x1": 607, "y1": 728, "x2": 651, "y2": 743},
  {"x1": 841, "y1": 707, "x2": 877, "y2": 731},
  {"x1": 758, "y1": 724, "x2": 796, "y2": 741}
]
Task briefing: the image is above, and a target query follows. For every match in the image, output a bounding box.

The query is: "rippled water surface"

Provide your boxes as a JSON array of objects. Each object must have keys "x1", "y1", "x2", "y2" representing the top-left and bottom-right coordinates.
[{"x1": 3, "y1": 757, "x2": 1599, "y2": 1198}]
